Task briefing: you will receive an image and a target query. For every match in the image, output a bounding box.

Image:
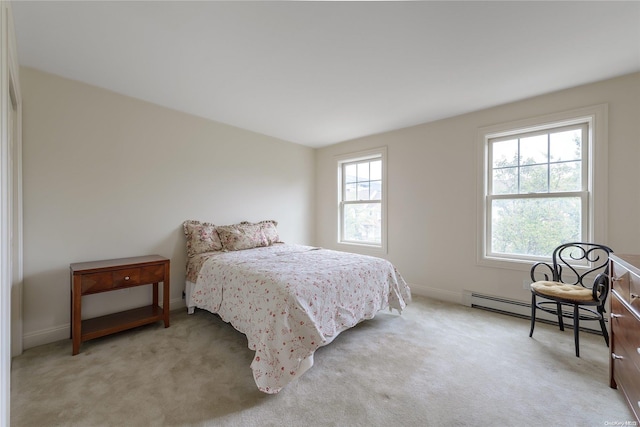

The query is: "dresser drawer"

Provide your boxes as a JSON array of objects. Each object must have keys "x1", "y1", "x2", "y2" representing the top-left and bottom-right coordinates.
[
  {"x1": 612, "y1": 258, "x2": 640, "y2": 312},
  {"x1": 612, "y1": 294, "x2": 640, "y2": 372},
  {"x1": 612, "y1": 333, "x2": 640, "y2": 420},
  {"x1": 612, "y1": 260, "x2": 631, "y2": 302},
  {"x1": 630, "y1": 272, "x2": 640, "y2": 313}
]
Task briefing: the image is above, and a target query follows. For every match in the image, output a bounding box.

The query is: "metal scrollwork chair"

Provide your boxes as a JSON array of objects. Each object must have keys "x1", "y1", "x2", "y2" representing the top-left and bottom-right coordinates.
[{"x1": 529, "y1": 242, "x2": 613, "y2": 357}]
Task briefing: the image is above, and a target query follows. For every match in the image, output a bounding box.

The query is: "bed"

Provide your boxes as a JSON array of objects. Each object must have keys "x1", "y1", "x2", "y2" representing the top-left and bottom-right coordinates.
[{"x1": 183, "y1": 220, "x2": 412, "y2": 394}]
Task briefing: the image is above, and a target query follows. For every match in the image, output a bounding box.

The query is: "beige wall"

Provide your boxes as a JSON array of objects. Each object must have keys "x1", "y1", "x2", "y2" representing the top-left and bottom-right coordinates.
[
  {"x1": 20, "y1": 67, "x2": 315, "y2": 348},
  {"x1": 316, "y1": 72, "x2": 640, "y2": 304},
  {"x1": 20, "y1": 67, "x2": 640, "y2": 348}
]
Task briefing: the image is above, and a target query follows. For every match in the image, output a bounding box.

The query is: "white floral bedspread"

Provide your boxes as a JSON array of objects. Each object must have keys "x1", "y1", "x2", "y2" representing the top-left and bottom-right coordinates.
[{"x1": 188, "y1": 243, "x2": 411, "y2": 393}]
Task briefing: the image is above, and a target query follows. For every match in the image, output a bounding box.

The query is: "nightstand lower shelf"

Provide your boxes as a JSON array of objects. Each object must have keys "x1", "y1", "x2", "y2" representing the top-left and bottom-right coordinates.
[{"x1": 81, "y1": 305, "x2": 163, "y2": 341}]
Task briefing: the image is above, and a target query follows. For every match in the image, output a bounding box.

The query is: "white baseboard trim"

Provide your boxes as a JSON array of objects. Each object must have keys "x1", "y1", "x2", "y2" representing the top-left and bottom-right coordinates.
[
  {"x1": 21, "y1": 296, "x2": 187, "y2": 351},
  {"x1": 463, "y1": 290, "x2": 604, "y2": 333},
  {"x1": 170, "y1": 296, "x2": 186, "y2": 312},
  {"x1": 408, "y1": 282, "x2": 463, "y2": 305},
  {"x1": 23, "y1": 324, "x2": 69, "y2": 350},
  {"x1": 411, "y1": 286, "x2": 603, "y2": 334}
]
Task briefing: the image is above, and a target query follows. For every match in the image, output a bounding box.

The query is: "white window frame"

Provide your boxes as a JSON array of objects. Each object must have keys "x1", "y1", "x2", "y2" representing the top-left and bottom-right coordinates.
[
  {"x1": 477, "y1": 105, "x2": 608, "y2": 271},
  {"x1": 336, "y1": 147, "x2": 387, "y2": 253}
]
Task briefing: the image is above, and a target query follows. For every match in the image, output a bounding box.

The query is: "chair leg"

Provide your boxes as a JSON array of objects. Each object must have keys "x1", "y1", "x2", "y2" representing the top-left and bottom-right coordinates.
[
  {"x1": 598, "y1": 306, "x2": 610, "y2": 347},
  {"x1": 600, "y1": 318, "x2": 610, "y2": 347},
  {"x1": 557, "y1": 302, "x2": 565, "y2": 331},
  {"x1": 574, "y1": 304, "x2": 580, "y2": 357},
  {"x1": 529, "y1": 293, "x2": 536, "y2": 338}
]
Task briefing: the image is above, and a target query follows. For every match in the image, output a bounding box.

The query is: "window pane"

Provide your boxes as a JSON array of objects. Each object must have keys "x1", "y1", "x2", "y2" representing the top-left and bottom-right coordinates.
[
  {"x1": 370, "y1": 180, "x2": 382, "y2": 200},
  {"x1": 550, "y1": 161, "x2": 581, "y2": 192},
  {"x1": 519, "y1": 164, "x2": 548, "y2": 193},
  {"x1": 492, "y1": 139, "x2": 518, "y2": 168},
  {"x1": 357, "y1": 162, "x2": 369, "y2": 181},
  {"x1": 370, "y1": 160, "x2": 382, "y2": 180},
  {"x1": 343, "y1": 203, "x2": 381, "y2": 244},
  {"x1": 345, "y1": 164, "x2": 357, "y2": 184},
  {"x1": 344, "y1": 183, "x2": 357, "y2": 201},
  {"x1": 491, "y1": 197, "x2": 581, "y2": 257},
  {"x1": 520, "y1": 134, "x2": 548, "y2": 165},
  {"x1": 550, "y1": 129, "x2": 581, "y2": 162},
  {"x1": 492, "y1": 166, "x2": 518, "y2": 195},
  {"x1": 357, "y1": 182, "x2": 370, "y2": 201}
]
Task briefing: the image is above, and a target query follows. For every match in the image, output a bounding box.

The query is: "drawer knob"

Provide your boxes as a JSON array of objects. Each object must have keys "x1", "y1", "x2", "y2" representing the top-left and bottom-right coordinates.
[
  {"x1": 612, "y1": 353, "x2": 624, "y2": 360},
  {"x1": 611, "y1": 313, "x2": 622, "y2": 319},
  {"x1": 612, "y1": 276, "x2": 623, "y2": 282},
  {"x1": 632, "y1": 293, "x2": 640, "y2": 300},
  {"x1": 124, "y1": 276, "x2": 130, "y2": 280}
]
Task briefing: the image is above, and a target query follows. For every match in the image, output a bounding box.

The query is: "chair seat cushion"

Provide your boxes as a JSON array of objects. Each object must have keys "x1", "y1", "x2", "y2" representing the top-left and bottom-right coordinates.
[{"x1": 531, "y1": 281, "x2": 595, "y2": 302}]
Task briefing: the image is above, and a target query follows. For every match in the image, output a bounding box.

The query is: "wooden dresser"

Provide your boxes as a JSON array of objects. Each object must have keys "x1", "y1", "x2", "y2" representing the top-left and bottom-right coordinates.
[
  {"x1": 70, "y1": 255, "x2": 170, "y2": 355},
  {"x1": 609, "y1": 254, "x2": 640, "y2": 422}
]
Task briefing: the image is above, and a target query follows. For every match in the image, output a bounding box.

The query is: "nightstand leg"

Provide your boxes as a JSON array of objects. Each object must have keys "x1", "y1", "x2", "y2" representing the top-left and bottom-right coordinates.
[
  {"x1": 153, "y1": 282, "x2": 158, "y2": 307},
  {"x1": 163, "y1": 262, "x2": 170, "y2": 327},
  {"x1": 72, "y1": 276, "x2": 82, "y2": 355}
]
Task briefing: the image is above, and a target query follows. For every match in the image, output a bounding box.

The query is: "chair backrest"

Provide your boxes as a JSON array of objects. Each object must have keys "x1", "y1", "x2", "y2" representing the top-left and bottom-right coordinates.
[
  {"x1": 551, "y1": 242, "x2": 613, "y2": 304},
  {"x1": 551, "y1": 242, "x2": 613, "y2": 287}
]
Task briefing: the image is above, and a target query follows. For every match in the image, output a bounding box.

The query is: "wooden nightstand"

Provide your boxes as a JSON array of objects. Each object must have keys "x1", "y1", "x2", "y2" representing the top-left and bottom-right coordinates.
[{"x1": 70, "y1": 255, "x2": 170, "y2": 355}]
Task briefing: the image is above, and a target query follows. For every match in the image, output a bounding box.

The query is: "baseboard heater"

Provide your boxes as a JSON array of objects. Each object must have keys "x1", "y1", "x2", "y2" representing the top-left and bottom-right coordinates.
[{"x1": 466, "y1": 291, "x2": 605, "y2": 335}]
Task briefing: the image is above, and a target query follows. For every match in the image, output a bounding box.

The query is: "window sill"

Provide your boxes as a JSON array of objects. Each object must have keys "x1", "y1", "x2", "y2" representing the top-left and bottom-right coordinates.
[
  {"x1": 477, "y1": 255, "x2": 541, "y2": 272},
  {"x1": 337, "y1": 241, "x2": 387, "y2": 256}
]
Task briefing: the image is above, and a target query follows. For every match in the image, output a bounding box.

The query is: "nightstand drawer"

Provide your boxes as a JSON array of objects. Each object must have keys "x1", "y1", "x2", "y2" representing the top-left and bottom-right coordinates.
[
  {"x1": 80, "y1": 264, "x2": 167, "y2": 293},
  {"x1": 113, "y1": 268, "x2": 141, "y2": 288},
  {"x1": 140, "y1": 264, "x2": 165, "y2": 283},
  {"x1": 81, "y1": 272, "x2": 113, "y2": 293}
]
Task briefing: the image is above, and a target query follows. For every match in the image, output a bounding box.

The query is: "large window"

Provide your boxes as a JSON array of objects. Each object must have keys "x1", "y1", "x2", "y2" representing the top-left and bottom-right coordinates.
[
  {"x1": 478, "y1": 105, "x2": 607, "y2": 268},
  {"x1": 337, "y1": 148, "x2": 386, "y2": 250}
]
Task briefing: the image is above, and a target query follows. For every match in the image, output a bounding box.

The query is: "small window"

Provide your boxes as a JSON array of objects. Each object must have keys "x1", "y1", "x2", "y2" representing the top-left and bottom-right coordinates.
[{"x1": 337, "y1": 148, "x2": 387, "y2": 251}]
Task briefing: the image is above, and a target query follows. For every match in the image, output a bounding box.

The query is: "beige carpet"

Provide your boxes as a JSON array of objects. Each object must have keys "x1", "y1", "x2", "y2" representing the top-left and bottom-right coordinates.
[{"x1": 11, "y1": 296, "x2": 635, "y2": 426}]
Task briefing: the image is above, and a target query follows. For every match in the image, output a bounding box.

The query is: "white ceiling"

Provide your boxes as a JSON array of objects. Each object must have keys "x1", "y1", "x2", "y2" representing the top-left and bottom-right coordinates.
[{"x1": 11, "y1": 1, "x2": 640, "y2": 148}]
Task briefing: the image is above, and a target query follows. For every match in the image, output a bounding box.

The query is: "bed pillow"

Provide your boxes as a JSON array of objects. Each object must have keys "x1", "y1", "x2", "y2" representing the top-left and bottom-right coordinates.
[
  {"x1": 239, "y1": 220, "x2": 281, "y2": 245},
  {"x1": 217, "y1": 222, "x2": 268, "y2": 251},
  {"x1": 257, "y1": 220, "x2": 280, "y2": 245},
  {"x1": 183, "y1": 220, "x2": 223, "y2": 257}
]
